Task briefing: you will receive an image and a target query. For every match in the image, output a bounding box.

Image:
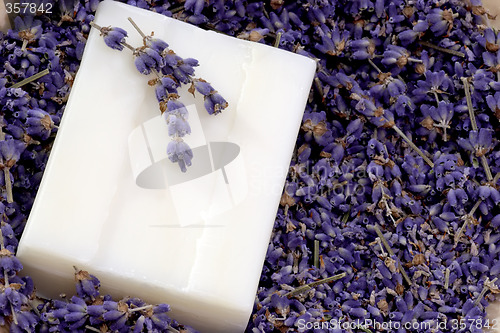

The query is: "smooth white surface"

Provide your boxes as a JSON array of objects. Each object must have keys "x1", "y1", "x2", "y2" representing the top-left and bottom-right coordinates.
[{"x1": 17, "y1": 1, "x2": 315, "y2": 332}]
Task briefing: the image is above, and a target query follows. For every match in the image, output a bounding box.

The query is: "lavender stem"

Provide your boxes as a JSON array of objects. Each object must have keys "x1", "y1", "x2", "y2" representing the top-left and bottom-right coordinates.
[
  {"x1": 454, "y1": 199, "x2": 482, "y2": 244},
  {"x1": 433, "y1": 91, "x2": 440, "y2": 106},
  {"x1": 373, "y1": 224, "x2": 412, "y2": 285},
  {"x1": 474, "y1": 277, "x2": 498, "y2": 306},
  {"x1": 462, "y1": 77, "x2": 493, "y2": 182},
  {"x1": 21, "y1": 39, "x2": 29, "y2": 52},
  {"x1": 285, "y1": 272, "x2": 346, "y2": 297},
  {"x1": 368, "y1": 58, "x2": 383, "y2": 74},
  {"x1": 444, "y1": 268, "x2": 450, "y2": 289},
  {"x1": 10, "y1": 68, "x2": 50, "y2": 89},
  {"x1": 314, "y1": 77, "x2": 324, "y2": 98},
  {"x1": 419, "y1": 41, "x2": 465, "y2": 58},
  {"x1": 407, "y1": 57, "x2": 423, "y2": 63},
  {"x1": 274, "y1": 31, "x2": 282, "y2": 48},
  {"x1": 392, "y1": 125, "x2": 434, "y2": 167},
  {"x1": 462, "y1": 77, "x2": 478, "y2": 130},
  {"x1": 128, "y1": 17, "x2": 147, "y2": 39},
  {"x1": 3, "y1": 168, "x2": 13, "y2": 203},
  {"x1": 129, "y1": 304, "x2": 153, "y2": 313},
  {"x1": 314, "y1": 240, "x2": 320, "y2": 268}
]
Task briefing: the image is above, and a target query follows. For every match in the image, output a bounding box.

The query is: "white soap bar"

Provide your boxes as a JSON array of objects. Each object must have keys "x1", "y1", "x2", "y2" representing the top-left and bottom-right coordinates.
[{"x1": 17, "y1": 1, "x2": 315, "y2": 332}]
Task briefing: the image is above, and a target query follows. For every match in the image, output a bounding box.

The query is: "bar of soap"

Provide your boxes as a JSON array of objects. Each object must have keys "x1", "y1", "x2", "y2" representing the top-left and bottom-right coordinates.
[{"x1": 17, "y1": 1, "x2": 315, "y2": 332}]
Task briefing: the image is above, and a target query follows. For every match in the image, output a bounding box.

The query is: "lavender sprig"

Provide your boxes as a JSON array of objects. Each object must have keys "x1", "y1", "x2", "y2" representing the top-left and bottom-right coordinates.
[
  {"x1": 462, "y1": 77, "x2": 494, "y2": 182},
  {"x1": 90, "y1": 18, "x2": 228, "y2": 172}
]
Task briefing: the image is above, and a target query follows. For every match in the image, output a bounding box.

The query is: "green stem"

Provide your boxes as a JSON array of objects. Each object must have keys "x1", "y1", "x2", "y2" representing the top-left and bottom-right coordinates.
[
  {"x1": 285, "y1": 273, "x2": 346, "y2": 297},
  {"x1": 373, "y1": 224, "x2": 412, "y2": 286},
  {"x1": 419, "y1": 41, "x2": 465, "y2": 58},
  {"x1": 313, "y1": 240, "x2": 319, "y2": 269},
  {"x1": 454, "y1": 199, "x2": 482, "y2": 244},
  {"x1": 481, "y1": 156, "x2": 493, "y2": 182},
  {"x1": 169, "y1": 5, "x2": 185, "y2": 14},
  {"x1": 274, "y1": 31, "x2": 282, "y2": 48},
  {"x1": 392, "y1": 125, "x2": 434, "y2": 167},
  {"x1": 462, "y1": 78, "x2": 478, "y2": 131},
  {"x1": 3, "y1": 168, "x2": 13, "y2": 204},
  {"x1": 10, "y1": 68, "x2": 50, "y2": 89},
  {"x1": 368, "y1": 58, "x2": 382, "y2": 74}
]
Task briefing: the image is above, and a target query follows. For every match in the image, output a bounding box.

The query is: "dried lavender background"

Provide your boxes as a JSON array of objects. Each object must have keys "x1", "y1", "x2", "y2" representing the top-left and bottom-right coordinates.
[{"x1": 0, "y1": 0, "x2": 500, "y2": 332}]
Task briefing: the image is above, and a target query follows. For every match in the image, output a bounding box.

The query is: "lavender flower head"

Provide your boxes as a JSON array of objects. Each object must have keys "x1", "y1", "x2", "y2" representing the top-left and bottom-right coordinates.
[
  {"x1": 99, "y1": 26, "x2": 128, "y2": 51},
  {"x1": 167, "y1": 139, "x2": 193, "y2": 173},
  {"x1": 25, "y1": 108, "x2": 56, "y2": 141},
  {"x1": 164, "y1": 100, "x2": 191, "y2": 137},
  {"x1": 134, "y1": 46, "x2": 164, "y2": 75},
  {"x1": 7, "y1": 16, "x2": 42, "y2": 46},
  {"x1": 91, "y1": 20, "x2": 229, "y2": 172}
]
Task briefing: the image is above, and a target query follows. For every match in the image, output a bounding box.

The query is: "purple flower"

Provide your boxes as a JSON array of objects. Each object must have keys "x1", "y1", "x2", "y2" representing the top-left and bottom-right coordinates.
[
  {"x1": 314, "y1": 25, "x2": 350, "y2": 56},
  {"x1": 7, "y1": 16, "x2": 42, "y2": 45},
  {"x1": 184, "y1": 0, "x2": 205, "y2": 15},
  {"x1": 75, "y1": 268, "x2": 100, "y2": 301},
  {"x1": 412, "y1": 70, "x2": 453, "y2": 103},
  {"x1": 193, "y1": 79, "x2": 214, "y2": 96},
  {"x1": 100, "y1": 26, "x2": 128, "y2": 51},
  {"x1": 0, "y1": 139, "x2": 26, "y2": 167},
  {"x1": 155, "y1": 77, "x2": 179, "y2": 102},
  {"x1": 427, "y1": 8, "x2": 457, "y2": 36},
  {"x1": 165, "y1": 114, "x2": 191, "y2": 137},
  {"x1": 0, "y1": 248, "x2": 23, "y2": 277},
  {"x1": 145, "y1": 37, "x2": 169, "y2": 53},
  {"x1": 134, "y1": 47, "x2": 164, "y2": 75},
  {"x1": 204, "y1": 92, "x2": 228, "y2": 115},
  {"x1": 166, "y1": 100, "x2": 188, "y2": 118},
  {"x1": 349, "y1": 38, "x2": 376, "y2": 60},
  {"x1": 458, "y1": 128, "x2": 494, "y2": 157},
  {"x1": 398, "y1": 29, "x2": 420, "y2": 45},
  {"x1": 25, "y1": 108, "x2": 56, "y2": 140},
  {"x1": 381, "y1": 45, "x2": 411, "y2": 68},
  {"x1": 167, "y1": 140, "x2": 193, "y2": 173}
]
